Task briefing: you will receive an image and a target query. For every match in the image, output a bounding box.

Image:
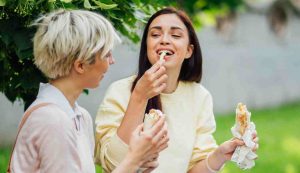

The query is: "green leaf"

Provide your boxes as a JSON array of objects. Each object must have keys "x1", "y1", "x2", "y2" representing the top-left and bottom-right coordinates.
[
  {"x1": 84, "y1": 0, "x2": 96, "y2": 9},
  {"x1": 132, "y1": 0, "x2": 140, "y2": 6},
  {"x1": 96, "y1": 0, "x2": 114, "y2": 4},
  {"x1": 16, "y1": 48, "x2": 33, "y2": 60},
  {"x1": 60, "y1": 0, "x2": 72, "y2": 3},
  {"x1": 4, "y1": 88, "x2": 18, "y2": 103},
  {"x1": 13, "y1": 32, "x2": 33, "y2": 51},
  {"x1": 92, "y1": 0, "x2": 117, "y2": 10},
  {"x1": 83, "y1": 89, "x2": 89, "y2": 95},
  {"x1": 0, "y1": 34, "x2": 13, "y2": 46},
  {"x1": 107, "y1": 11, "x2": 122, "y2": 21},
  {"x1": 0, "y1": 0, "x2": 6, "y2": 6},
  {"x1": 0, "y1": 20, "x2": 15, "y2": 45},
  {"x1": 60, "y1": 2, "x2": 77, "y2": 9},
  {"x1": 47, "y1": 1, "x2": 56, "y2": 10}
]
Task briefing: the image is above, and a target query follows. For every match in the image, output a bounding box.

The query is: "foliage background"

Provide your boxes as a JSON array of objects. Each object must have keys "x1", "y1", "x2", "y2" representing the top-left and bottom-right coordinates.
[{"x1": 0, "y1": 0, "x2": 243, "y2": 109}]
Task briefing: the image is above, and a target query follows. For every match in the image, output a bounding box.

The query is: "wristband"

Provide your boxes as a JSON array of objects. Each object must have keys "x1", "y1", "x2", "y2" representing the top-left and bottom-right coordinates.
[{"x1": 205, "y1": 152, "x2": 224, "y2": 173}]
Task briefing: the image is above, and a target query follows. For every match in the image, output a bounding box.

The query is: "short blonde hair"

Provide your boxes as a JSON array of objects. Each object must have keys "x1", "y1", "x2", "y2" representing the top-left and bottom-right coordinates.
[{"x1": 33, "y1": 9, "x2": 121, "y2": 79}]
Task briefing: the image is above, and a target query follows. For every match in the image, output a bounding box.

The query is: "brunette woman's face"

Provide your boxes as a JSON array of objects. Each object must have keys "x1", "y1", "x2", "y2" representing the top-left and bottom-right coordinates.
[{"x1": 146, "y1": 14, "x2": 194, "y2": 69}]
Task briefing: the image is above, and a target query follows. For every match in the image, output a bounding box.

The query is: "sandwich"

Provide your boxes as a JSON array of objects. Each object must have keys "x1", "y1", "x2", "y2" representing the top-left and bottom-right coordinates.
[
  {"x1": 144, "y1": 109, "x2": 163, "y2": 130},
  {"x1": 159, "y1": 50, "x2": 167, "y2": 61},
  {"x1": 236, "y1": 103, "x2": 250, "y2": 135}
]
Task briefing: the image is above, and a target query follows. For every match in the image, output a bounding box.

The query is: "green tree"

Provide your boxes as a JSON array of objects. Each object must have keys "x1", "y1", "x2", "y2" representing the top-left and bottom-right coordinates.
[
  {"x1": 0, "y1": 0, "x2": 242, "y2": 110},
  {"x1": 0, "y1": 0, "x2": 172, "y2": 109}
]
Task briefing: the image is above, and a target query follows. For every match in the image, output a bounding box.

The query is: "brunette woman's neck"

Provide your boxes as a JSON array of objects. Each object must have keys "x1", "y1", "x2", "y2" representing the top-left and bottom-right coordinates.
[{"x1": 163, "y1": 68, "x2": 180, "y2": 94}]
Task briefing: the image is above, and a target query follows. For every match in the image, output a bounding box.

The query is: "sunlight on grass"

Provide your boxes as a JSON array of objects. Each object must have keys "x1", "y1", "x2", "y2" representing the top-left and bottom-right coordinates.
[
  {"x1": 282, "y1": 137, "x2": 300, "y2": 157},
  {"x1": 285, "y1": 163, "x2": 297, "y2": 173}
]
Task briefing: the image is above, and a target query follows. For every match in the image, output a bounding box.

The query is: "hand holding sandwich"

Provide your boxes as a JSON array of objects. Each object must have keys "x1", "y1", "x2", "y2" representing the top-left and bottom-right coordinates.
[
  {"x1": 189, "y1": 103, "x2": 259, "y2": 173},
  {"x1": 114, "y1": 113, "x2": 168, "y2": 173}
]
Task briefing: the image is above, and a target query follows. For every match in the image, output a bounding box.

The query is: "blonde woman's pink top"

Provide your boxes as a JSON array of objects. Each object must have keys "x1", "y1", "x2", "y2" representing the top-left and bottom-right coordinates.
[{"x1": 10, "y1": 83, "x2": 95, "y2": 173}]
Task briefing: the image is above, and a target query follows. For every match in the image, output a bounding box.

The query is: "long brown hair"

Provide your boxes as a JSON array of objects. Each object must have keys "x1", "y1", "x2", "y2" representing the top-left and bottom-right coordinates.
[{"x1": 131, "y1": 7, "x2": 203, "y2": 113}]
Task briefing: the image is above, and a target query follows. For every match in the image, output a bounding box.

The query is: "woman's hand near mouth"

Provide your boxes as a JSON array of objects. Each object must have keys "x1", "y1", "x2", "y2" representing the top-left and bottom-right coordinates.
[{"x1": 133, "y1": 60, "x2": 168, "y2": 100}]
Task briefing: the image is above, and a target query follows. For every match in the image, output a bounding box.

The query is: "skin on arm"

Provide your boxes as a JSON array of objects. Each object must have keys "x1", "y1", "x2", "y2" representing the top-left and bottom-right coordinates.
[
  {"x1": 188, "y1": 139, "x2": 243, "y2": 173},
  {"x1": 117, "y1": 60, "x2": 168, "y2": 144}
]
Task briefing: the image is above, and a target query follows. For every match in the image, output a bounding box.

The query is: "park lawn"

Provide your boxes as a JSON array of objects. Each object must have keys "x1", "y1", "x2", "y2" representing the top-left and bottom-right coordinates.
[{"x1": 1, "y1": 102, "x2": 299, "y2": 173}]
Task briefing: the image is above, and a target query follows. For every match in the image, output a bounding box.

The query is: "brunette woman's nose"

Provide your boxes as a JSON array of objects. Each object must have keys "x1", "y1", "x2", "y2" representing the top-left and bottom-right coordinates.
[{"x1": 160, "y1": 34, "x2": 170, "y2": 45}]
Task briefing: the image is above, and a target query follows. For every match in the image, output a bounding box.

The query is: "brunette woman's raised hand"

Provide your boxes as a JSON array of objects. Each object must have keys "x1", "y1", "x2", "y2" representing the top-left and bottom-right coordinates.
[{"x1": 133, "y1": 61, "x2": 168, "y2": 100}]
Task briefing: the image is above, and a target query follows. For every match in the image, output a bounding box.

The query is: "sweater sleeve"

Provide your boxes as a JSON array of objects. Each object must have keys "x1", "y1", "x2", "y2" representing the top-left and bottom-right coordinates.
[
  {"x1": 188, "y1": 92, "x2": 218, "y2": 170},
  {"x1": 94, "y1": 80, "x2": 131, "y2": 173}
]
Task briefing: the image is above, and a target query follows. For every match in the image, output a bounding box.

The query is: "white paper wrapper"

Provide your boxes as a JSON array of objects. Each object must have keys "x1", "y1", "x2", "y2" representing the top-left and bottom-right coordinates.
[{"x1": 231, "y1": 103, "x2": 257, "y2": 170}]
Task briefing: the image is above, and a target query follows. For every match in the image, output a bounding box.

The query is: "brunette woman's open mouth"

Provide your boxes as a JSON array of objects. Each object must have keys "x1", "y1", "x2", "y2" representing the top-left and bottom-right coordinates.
[{"x1": 157, "y1": 49, "x2": 174, "y2": 61}]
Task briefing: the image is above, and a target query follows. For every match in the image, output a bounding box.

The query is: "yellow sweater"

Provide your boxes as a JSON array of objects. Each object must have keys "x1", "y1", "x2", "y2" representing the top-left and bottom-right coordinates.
[{"x1": 95, "y1": 76, "x2": 218, "y2": 173}]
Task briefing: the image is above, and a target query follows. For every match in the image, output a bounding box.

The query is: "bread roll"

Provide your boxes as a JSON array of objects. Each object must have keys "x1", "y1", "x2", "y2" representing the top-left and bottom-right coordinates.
[
  {"x1": 159, "y1": 51, "x2": 167, "y2": 61},
  {"x1": 144, "y1": 109, "x2": 163, "y2": 130},
  {"x1": 236, "y1": 103, "x2": 250, "y2": 135}
]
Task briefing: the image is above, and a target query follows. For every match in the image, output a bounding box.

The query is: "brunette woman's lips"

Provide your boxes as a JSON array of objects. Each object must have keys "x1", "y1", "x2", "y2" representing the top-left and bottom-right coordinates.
[
  {"x1": 157, "y1": 50, "x2": 174, "y2": 61},
  {"x1": 163, "y1": 56, "x2": 171, "y2": 61},
  {"x1": 157, "y1": 49, "x2": 174, "y2": 55},
  {"x1": 157, "y1": 54, "x2": 173, "y2": 61}
]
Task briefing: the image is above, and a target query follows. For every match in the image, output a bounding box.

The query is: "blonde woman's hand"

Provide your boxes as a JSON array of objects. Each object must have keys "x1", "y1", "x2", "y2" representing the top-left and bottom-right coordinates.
[
  {"x1": 139, "y1": 157, "x2": 159, "y2": 173},
  {"x1": 133, "y1": 61, "x2": 167, "y2": 100},
  {"x1": 127, "y1": 116, "x2": 169, "y2": 169}
]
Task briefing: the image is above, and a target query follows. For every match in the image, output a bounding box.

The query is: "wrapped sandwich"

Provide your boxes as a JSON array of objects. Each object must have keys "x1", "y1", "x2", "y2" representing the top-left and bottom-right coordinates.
[
  {"x1": 144, "y1": 109, "x2": 164, "y2": 130},
  {"x1": 233, "y1": 102, "x2": 256, "y2": 148},
  {"x1": 231, "y1": 102, "x2": 257, "y2": 169},
  {"x1": 235, "y1": 103, "x2": 251, "y2": 136},
  {"x1": 136, "y1": 109, "x2": 164, "y2": 173}
]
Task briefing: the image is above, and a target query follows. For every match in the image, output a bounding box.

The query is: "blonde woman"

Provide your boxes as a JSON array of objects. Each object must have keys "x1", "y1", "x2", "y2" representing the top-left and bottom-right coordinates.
[{"x1": 8, "y1": 9, "x2": 168, "y2": 173}]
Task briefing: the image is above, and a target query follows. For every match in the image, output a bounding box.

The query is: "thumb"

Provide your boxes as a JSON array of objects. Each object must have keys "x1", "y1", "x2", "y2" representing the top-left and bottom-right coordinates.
[
  {"x1": 231, "y1": 139, "x2": 244, "y2": 148},
  {"x1": 133, "y1": 124, "x2": 144, "y2": 136}
]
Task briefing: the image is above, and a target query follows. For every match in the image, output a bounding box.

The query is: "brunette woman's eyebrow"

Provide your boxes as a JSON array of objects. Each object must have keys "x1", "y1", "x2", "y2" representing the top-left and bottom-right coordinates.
[
  {"x1": 170, "y1": 26, "x2": 184, "y2": 31},
  {"x1": 150, "y1": 26, "x2": 184, "y2": 31},
  {"x1": 149, "y1": 26, "x2": 162, "y2": 30}
]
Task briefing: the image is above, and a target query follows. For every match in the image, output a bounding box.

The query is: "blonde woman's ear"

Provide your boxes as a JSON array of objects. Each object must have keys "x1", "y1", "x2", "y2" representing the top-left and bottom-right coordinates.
[{"x1": 73, "y1": 59, "x2": 85, "y2": 74}]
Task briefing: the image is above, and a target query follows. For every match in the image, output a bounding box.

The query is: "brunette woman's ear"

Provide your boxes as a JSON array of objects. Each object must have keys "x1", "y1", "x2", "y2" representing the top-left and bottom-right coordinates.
[{"x1": 185, "y1": 44, "x2": 194, "y2": 59}]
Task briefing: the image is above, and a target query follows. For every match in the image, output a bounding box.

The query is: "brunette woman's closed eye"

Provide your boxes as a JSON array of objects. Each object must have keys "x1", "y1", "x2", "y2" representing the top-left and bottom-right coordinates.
[
  {"x1": 171, "y1": 34, "x2": 181, "y2": 38},
  {"x1": 151, "y1": 33, "x2": 161, "y2": 38}
]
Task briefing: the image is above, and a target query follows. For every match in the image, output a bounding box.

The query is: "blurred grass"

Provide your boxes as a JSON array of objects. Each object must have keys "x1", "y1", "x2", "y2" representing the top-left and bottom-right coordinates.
[{"x1": 1, "y1": 102, "x2": 299, "y2": 173}]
